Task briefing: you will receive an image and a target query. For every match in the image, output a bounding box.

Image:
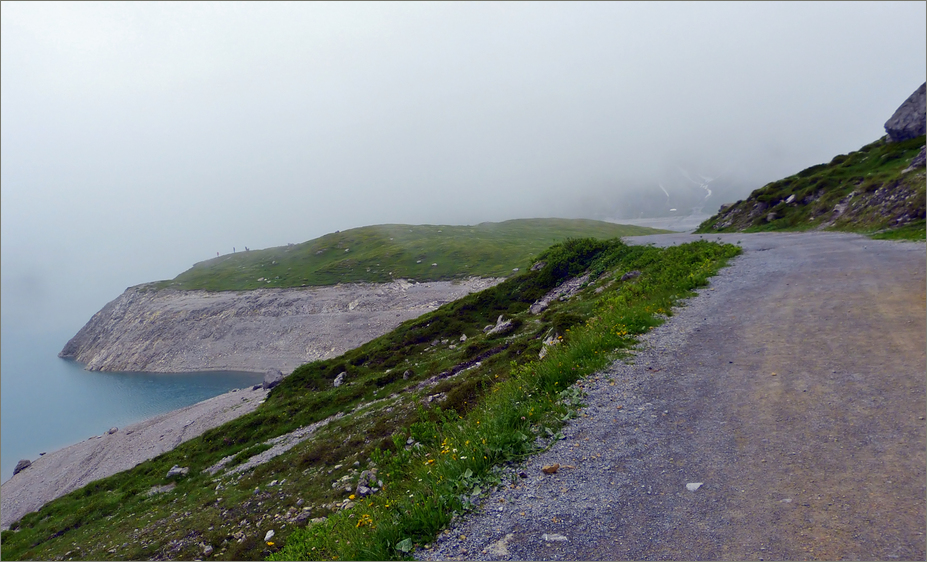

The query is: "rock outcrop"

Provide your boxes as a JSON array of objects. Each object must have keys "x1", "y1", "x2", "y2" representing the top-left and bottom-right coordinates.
[
  {"x1": 885, "y1": 82, "x2": 926, "y2": 142},
  {"x1": 483, "y1": 315, "x2": 514, "y2": 336},
  {"x1": 698, "y1": 83, "x2": 926, "y2": 235},
  {"x1": 60, "y1": 278, "x2": 502, "y2": 374},
  {"x1": 262, "y1": 369, "x2": 285, "y2": 390},
  {"x1": 904, "y1": 146, "x2": 926, "y2": 173}
]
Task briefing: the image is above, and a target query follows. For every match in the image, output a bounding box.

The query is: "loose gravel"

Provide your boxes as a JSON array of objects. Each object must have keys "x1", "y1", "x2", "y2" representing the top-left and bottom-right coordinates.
[{"x1": 420, "y1": 232, "x2": 926, "y2": 561}]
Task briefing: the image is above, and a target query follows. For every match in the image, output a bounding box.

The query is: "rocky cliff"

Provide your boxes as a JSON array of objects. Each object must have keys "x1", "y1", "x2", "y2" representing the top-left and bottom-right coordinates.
[
  {"x1": 60, "y1": 278, "x2": 502, "y2": 374},
  {"x1": 885, "y1": 82, "x2": 926, "y2": 142}
]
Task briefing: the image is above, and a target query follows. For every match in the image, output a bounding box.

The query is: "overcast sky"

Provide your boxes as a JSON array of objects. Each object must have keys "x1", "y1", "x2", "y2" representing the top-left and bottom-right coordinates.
[{"x1": 2, "y1": 1, "x2": 925, "y2": 336}]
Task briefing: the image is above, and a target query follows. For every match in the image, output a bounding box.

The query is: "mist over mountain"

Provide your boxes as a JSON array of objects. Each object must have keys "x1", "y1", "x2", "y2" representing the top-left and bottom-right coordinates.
[{"x1": 2, "y1": 2, "x2": 925, "y2": 336}]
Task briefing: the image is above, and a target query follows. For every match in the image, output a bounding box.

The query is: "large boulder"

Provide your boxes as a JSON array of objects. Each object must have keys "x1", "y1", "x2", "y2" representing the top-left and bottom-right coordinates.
[
  {"x1": 12, "y1": 459, "x2": 31, "y2": 476},
  {"x1": 263, "y1": 369, "x2": 285, "y2": 390},
  {"x1": 885, "y1": 82, "x2": 926, "y2": 142}
]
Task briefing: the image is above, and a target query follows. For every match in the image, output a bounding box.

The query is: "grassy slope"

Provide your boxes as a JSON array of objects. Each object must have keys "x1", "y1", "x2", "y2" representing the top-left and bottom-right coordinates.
[
  {"x1": 155, "y1": 219, "x2": 668, "y2": 291},
  {"x1": 0, "y1": 237, "x2": 741, "y2": 561},
  {"x1": 695, "y1": 135, "x2": 926, "y2": 239}
]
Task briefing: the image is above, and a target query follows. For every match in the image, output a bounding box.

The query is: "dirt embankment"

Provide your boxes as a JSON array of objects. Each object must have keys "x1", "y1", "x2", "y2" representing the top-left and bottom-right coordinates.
[
  {"x1": 423, "y1": 232, "x2": 926, "y2": 561},
  {"x1": 59, "y1": 277, "x2": 502, "y2": 374}
]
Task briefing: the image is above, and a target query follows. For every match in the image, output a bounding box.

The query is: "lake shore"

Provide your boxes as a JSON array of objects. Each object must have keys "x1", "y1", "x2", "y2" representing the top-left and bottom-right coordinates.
[{"x1": 1, "y1": 384, "x2": 268, "y2": 530}]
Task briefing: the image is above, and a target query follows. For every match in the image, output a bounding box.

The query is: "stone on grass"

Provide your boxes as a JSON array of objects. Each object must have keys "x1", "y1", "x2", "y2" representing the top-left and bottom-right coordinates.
[
  {"x1": 264, "y1": 530, "x2": 275, "y2": 542},
  {"x1": 167, "y1": 465, "x2": 190, "y2": 478},
  {"x1": 485, "y1": 315, "x2": 514, "y2": 336},
  {"x1": 263, "y1": 369, "x2": 285, "y2": 390},
  {"x1": 147, "y1": 483, "x2": 176, "y2": 496},
  {"x1": 333, "y1": 372, "x2": 346, "y2": 387}
]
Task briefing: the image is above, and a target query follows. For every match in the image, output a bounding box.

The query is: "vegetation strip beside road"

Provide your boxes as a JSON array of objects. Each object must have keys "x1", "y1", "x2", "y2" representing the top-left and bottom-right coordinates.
[
  {"x1": 270, "y1": 238, "x2": 741, "y2": 560},
  {"x1": 0, "y1": 237, "x2": 739, "y2": 561}
]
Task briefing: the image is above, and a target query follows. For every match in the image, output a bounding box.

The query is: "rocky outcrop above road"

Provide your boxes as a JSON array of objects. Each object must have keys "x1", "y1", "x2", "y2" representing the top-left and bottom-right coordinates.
[
  {"x1": 60, "y1": 278, "x2": 502, "y2": 374},
  {"x1": 885, "y1": 82, "x2": 926, "y2": 142},
  {"x1": 698, "y1": 83, "x2": 926, "y2": 235}
]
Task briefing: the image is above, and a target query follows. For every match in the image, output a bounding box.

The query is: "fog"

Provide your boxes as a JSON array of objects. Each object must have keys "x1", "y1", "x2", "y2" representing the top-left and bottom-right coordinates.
[{"x1": 2, "y1": 2, "x2": 925, "y2": 336}]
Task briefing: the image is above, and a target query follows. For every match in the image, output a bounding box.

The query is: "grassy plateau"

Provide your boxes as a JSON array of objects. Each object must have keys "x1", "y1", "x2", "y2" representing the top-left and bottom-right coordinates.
[
  {"x1": 154, "y1": 219, "x2": 667, "y2": 291},
  {"x1": 1, "y1": 230, "x2": 740, "y2": 561}
]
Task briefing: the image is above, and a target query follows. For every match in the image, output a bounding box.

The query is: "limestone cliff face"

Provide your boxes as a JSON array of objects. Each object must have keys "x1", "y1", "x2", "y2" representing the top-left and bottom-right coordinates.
[
  {"x1": 59, "y1": 278, "x2": 502, "y2": 373},
  {"x1": 885, "y1": 82, "x2": 926, "y2": 142}
]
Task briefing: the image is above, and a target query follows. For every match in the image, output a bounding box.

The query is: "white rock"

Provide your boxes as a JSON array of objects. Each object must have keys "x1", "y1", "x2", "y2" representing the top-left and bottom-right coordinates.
[
  {"x1": 264, "y1": 530, "x2": 275, "y2": 541},
  {"x1": 486, "y1": 533, "x2": 515, "y2": 556},
  {"x1": 686, "y1": 482, "x2": 703, "y2": 491},
  {"x1": 542, "y1": 533, "x2": 568, "y2": 541}
]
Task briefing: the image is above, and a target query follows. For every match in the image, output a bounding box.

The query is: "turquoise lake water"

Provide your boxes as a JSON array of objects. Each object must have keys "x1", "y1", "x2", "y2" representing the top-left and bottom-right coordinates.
[{"x1": 1, "y1": 329, "x2": 264, "y2": 483}]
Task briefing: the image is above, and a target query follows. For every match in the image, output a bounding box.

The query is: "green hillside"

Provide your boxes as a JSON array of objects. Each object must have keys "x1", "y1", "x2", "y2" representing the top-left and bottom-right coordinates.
[
  {"x1": 695, "y1": 135, "x2": 925, "y2": 239},
  {"x1": 2, "y1": 237, "x2": 740, "y2": 561},
  {"x1": 155, "y1": 219, "x2": 669, "y2": 291}
]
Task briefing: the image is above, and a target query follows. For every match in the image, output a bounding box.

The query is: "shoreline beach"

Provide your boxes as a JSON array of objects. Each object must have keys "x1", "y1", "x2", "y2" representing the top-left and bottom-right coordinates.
[{"x1": 1, "y1": 384, "x2": 268, "y2": 530}]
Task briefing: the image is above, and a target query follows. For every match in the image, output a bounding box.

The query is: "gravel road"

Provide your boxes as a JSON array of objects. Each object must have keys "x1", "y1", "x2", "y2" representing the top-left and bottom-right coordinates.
[{"x1": 421, "y1": 231, "x2": 926, "y2": 561}]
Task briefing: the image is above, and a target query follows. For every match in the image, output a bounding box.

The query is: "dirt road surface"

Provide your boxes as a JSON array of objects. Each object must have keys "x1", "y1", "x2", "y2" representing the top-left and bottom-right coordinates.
[{"x1": 423, "y1": 232, "x2": 926, "y2": 561}]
